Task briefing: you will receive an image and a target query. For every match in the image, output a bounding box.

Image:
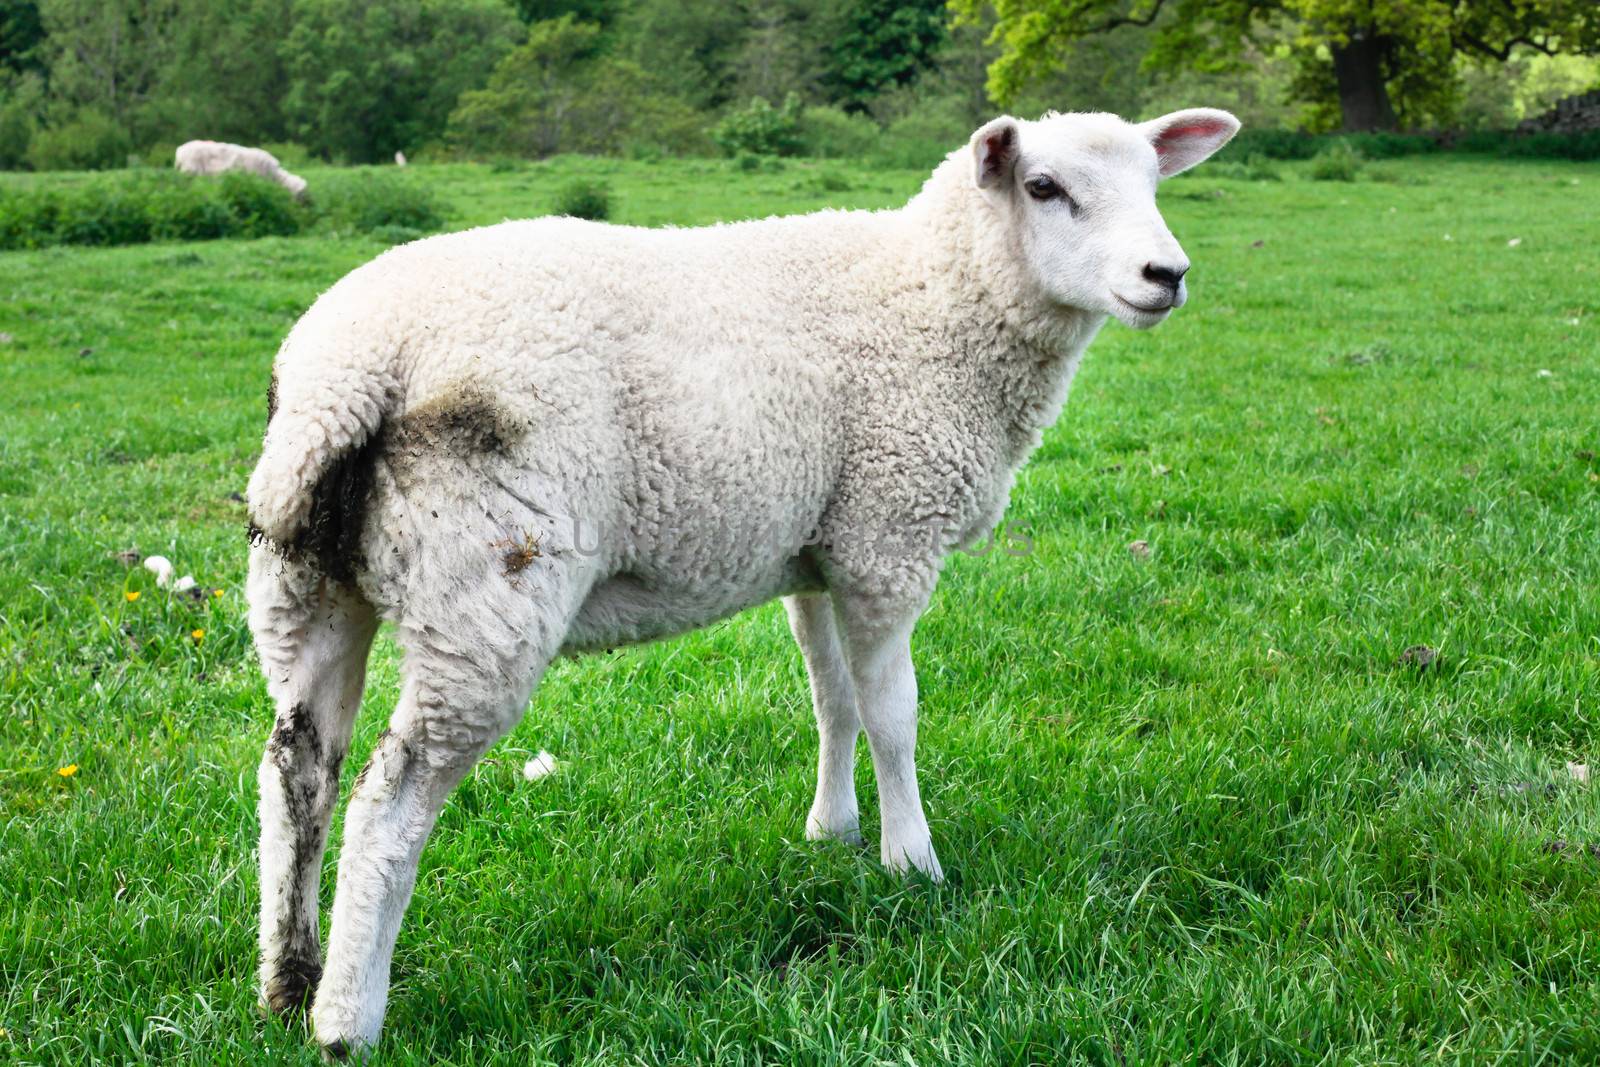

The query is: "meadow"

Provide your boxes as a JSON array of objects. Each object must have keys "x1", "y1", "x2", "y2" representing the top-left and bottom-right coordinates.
[{"x1": 1, "y1": 152, "x2": 1598, "y2": 1064}]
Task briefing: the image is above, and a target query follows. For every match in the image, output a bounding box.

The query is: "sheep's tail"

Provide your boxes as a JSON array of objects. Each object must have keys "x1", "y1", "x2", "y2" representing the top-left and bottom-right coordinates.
[{"x1": 246, "y1": 356, "x2": 397, "y2": 566}]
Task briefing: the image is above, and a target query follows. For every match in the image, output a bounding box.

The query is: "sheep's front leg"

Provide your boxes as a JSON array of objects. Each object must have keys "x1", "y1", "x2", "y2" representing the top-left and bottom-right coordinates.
[
  {"x1": 835, "y1": 596, "x2": 943, "y2": 881},
  {"x1": 249, "y1": 554, "x2": 377, "y2": 1016},
  {"x1": 784, "y1": 593, "x2": 862, "y2": 844}
]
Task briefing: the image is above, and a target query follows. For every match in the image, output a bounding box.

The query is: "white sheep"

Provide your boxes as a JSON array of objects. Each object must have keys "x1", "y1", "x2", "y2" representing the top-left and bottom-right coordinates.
[
  {"x1": 245, "y1": 107, "x2": 1238, "y2": 1055},
  {"x1": 174, "y1": 140, "x2": 308, "y2": 199}
]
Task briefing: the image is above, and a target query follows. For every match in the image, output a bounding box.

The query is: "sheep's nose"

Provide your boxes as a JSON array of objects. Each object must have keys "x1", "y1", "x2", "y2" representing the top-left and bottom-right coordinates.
[{"x1": 1143, "y1": 262, "x2": 1189, "y2": 291}]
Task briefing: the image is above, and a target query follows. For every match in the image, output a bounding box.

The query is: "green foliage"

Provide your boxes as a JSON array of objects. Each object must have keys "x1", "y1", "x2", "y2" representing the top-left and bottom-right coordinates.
[
  {"x1": 1221, "y1": 128, "x2": 1600, "y2": 163},
  {"x1": 552, "y1": 177, "x2": 609, "y2": 219},
  {"x1": 281, "y1": 0, "x2": 522, "y2": 163},
  {"x1": 1308, "y1": 140, "x2": 1363, "y2": 181},
  {"x1": 1, "y1": 0, "x2": 45, "y2": 75},
  {"x1": 0, "y1": 166, "x2": 446, "y2": 248},
  {"x1": 448, "y1": 15, "x2": 708, "y2": 159},
  {"x1": 0, "y1": 69, "x2": 42, "y2": 167},
  {"x1": 0, "y1": 170, "x2": 301, "y2": 248},
  {"x1": 797, "y1": 105, "x2": 881, "y2": 159},
  {"x1": 871, "y1": 99, "x2": 971, "y2": 170},
  {"x1": 23, "y1": 108, "x2": 130, "y2": 170},
  {"x1": 1205, "y1": 153, "x2": 1282, "y2": 181},
  {"x1": 709, "y1": 92, "x2": 803, "y2": 157},
  {"x1": 826, "y1": 0, "x2": 946, "y2": 111},
  {"x1": 304, "y1": 170, "x2": 444, "y2": 232},
  {"x1": 958, "y1": 0, "x2": 1600, "y2": 133}
]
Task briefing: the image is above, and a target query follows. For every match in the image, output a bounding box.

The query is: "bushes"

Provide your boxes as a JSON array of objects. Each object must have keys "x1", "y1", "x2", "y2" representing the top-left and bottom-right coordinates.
[
  {"x1": 1308, "y1": 141, "x2": 1363, "y2": 181},
  {"x1": 304, "y1": 171, "x2": 444, "y2": 233},
  {"x1": 1205, "y1": 153, "x2": 1282, "y2": 182},
  {"x1": 797, "y1": 106, "x2": 881, "y2": 159},
  {"x1": 0, "y1": 168, "x2": 444, "y2": 250},
  {"x1": 24, "y1": 110, "x2": 132, "y2": 171},
  {"x1": 1221, "y1": 127, "x2": 1600, "y2": 163},
  {"x1": 710, "y1": 94, "x2": 804, "y2": 157},
  {"x1": 553, "y1": 179, "x2": 609, "y2": 220}
]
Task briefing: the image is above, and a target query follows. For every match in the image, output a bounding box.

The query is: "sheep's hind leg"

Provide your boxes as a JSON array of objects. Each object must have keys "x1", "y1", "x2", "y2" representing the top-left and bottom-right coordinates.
[
  {"x1": 249, "y1": 548, "x2": 379, "y2": 1017},
  {"x1": 310, "y1": 557, "x2": 585, "y2": 1058},
  {"x1": 784, "y1": 593, "x2": 863, "y2": 845}
]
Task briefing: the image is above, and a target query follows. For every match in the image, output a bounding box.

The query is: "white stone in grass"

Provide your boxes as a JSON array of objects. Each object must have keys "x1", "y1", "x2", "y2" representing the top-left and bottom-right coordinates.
[
  {"x1": 143, "y1": 555, "x2": 174, "y2": 588},
  {"x1": 1567, "y1": 762, "x2": 1590, "y2": 786},
  {"x1": 522, "y1": 750, "x2": 558, "y2": 781},
  {"x1": 1507, "y1": 237, "x2": 1522, "y2": 247},
  {"x1": 173, "y1": 575, "x2": 196, "y2": 593},
  {"x1": 1536, "y1": 369, "x2": 1554, "y2": 379}
]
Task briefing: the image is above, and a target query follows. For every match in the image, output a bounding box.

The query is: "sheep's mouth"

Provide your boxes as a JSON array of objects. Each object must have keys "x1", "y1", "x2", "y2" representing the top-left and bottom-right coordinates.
[{"x1": 1112, "y1": 293, "x2": 1175, "y2": 316}]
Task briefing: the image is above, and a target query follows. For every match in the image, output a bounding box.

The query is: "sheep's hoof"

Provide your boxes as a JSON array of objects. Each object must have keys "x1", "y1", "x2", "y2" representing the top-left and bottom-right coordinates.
[
  {"x1": 261, "y1": 958, "x2": 322, "y2": 1017},
  {"x1": 321, "y1": 1038, "x2": 352, "y2": 1062},
  {"x1": 805, "y1": 812, "x2": 864, "y2": 847}
]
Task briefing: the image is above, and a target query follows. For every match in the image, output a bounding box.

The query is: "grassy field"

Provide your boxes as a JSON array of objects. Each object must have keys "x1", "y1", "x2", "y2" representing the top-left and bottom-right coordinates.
[{"x1": 1, "y1": 152, "x2": 1598, "y2": 1064}]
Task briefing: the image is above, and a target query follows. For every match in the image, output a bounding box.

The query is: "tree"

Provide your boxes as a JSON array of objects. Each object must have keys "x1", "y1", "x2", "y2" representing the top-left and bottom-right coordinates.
[
  {"x1": 447, "y1": 15, "x2": 706, "y2": 157},
  {"x1": 0, "y1": 0, "x2": 43, "y2": 75},
  {"x1": 956, "y1": 0, "x2": 1600, "y2": 131},
  {"x1": 827, "y1": 0, "x2": 947, "y2": 111},
  {"x1": 35, "y1": 0, "x2": 182, "y2": 133},
  {"x1": 156, "y1": 0, "x2": 293, "y2": 144},
  {"x1": 281, "y1": 0, "x2": 521, "y2": 161}
]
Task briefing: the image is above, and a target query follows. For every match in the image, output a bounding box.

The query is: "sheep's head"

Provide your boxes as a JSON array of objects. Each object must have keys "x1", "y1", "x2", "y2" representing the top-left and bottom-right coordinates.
[{"x1": 970, "y1": 108, "x2": 1238, "y2": 330}]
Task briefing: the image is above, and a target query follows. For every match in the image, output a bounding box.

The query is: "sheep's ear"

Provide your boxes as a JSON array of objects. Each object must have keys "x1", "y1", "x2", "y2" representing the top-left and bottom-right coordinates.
[
  {"x1": 971, "y1": 117, "x2": 1020, "y2": 190},
  {"x1": 1138, "y1": 108, "x2": 1240, "y2": 178}
]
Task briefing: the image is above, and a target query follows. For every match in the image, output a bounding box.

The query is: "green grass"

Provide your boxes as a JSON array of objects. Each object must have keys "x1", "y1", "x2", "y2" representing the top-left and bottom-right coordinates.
[{"x1": 1, "y1": 154, "x2": 1598, "y2": 1064}]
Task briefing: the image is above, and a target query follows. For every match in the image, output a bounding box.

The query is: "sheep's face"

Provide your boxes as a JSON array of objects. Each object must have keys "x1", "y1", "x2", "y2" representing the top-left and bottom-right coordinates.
[{"x1": 971, "y1": 108, "x2": 1238, "y2": 330}]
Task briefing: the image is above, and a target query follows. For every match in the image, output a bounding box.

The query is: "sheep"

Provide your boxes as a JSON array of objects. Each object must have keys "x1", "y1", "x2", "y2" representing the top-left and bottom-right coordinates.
[
  {"x1": 245, "y1": 106, "x2": 1239, "y2": 1055},
  {"x1": 174, "y1": 140, "x2": 308, "y2": 199}
]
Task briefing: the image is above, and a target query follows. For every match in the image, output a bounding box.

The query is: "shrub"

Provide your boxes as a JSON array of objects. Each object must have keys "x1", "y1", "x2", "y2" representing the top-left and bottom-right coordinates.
[
  {"x1": 25, "y1": 110, "x2": 133, "y2": 171},
  {"x1": 1216, "y1": 129, "x2": 1320, "y2": 161},
  {"x1": 51, "y1": 181, "x2": 154, "y2": 245},
  {"x1": 1343, "y1": 132, "x2": 1438, "y2": 159},
  {"x1": 709, "y1": 94, "x2": 804, "y2": 157},
  {"x1": 258, "y1": 142, "x2": 314, "y2": 167},
  {"x1": 553, "y1": 178, "x2": 610, "y2": 220},
  {"x1": 870, "y1": 105, "x2": 970, "y2": 170},
  {"x1": 1205, "y1": 153, "x2": 1282, "y2": 182},
  {"x1": 306, "y1": 171, "x2": 445, "y2": 233},
  {"x1": 734, "y1": 152, "x2": 762, "y2": 173},
  {"x1": 0, "y1": 172, "x2": 306, "y2": 249},
  {"x1": 1308, "y1": 141, "x2": 1363, "y2": 181},
  {"x1": 798, "y1": 106, "x2": 881, "y2": 159},
  {"x1": 216, "y1": 172, "x2": 301, "y2": 237},
  {"x1": 0, "y1": 74, "x2": 43, "y2": 170}
]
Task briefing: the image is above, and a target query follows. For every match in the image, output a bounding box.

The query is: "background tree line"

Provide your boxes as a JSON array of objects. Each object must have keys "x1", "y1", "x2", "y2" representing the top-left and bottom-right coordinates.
[{"x1": 0, "y1": 0, "x2": 1595, "y2": 170}]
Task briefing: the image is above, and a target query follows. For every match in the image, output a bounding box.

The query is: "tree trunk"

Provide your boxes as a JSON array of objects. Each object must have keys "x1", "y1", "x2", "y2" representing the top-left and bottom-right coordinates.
[{"x1": 1331, "y1": 33, "x2": 1397, "y2": 132}]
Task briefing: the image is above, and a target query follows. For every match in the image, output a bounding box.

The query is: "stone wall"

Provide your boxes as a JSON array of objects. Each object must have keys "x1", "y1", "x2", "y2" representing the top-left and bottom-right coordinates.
[{"x1": 1518, "y1": 90, "x2": 1600, "y2": 134}]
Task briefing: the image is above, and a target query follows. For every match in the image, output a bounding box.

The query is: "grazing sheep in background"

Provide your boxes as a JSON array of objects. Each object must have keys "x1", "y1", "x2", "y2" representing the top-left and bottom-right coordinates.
[
  {"x1": 174, "y1": 140, "x2": 308, "y2": 198},
  {"x1": 246, "y1": 107, "x2": 1239, "y2": 1056}
]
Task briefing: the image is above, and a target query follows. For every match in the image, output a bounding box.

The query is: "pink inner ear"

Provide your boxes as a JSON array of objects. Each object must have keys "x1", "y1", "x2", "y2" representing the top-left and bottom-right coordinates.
[
  {"x1": 982, "y1": 126, "x2": 1016, "y2": 180},
  {"x1": 1155, "y1": 121, "x2": 1227, "y2": 154}
]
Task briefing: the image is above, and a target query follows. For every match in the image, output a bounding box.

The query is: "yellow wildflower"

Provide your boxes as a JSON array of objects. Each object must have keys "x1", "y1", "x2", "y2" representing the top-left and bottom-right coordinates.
[
  {"x1": 191, "y1": 629, "x2": 205, "y2": 642},
  {"x1": 125, "y1": 591, "x2": 140, "y2": 602},
  {"x1": 57, "y1": 764, "x2": 79, "y2": 778},
  {"x1": 213, "y1": 588, "x2": 224, "y2": 597}
]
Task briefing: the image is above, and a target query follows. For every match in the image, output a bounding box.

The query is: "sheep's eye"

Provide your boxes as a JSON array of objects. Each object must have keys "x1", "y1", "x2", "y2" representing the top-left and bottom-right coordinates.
[
  {"x1": 1024, "y1": 176, "x2": 1060, "y2": 201},
  {"x1": 1025, "y1": 176, "x2": 1079, "y2": 216}
]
